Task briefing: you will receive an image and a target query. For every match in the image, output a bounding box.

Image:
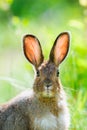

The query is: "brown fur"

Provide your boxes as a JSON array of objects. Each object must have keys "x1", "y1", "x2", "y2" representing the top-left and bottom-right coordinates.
[{"x1": 0, "y1": 32, "x2": 70, "y2": 130}]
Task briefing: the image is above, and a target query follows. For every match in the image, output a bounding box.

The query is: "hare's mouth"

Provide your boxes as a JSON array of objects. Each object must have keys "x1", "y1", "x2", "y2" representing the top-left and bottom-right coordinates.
[
  {"x1": 36, "y1": 89, "x2": 55, "y2": 98},
  {"x1": 35, "y1": 85, "x2": 55, "y2": 98},
  {"x1": 41, "y1": 89, "x2": 55, "y2": 98},
  {"x1": 39, "y1": 85, "x2": 54, "y2": 98}
]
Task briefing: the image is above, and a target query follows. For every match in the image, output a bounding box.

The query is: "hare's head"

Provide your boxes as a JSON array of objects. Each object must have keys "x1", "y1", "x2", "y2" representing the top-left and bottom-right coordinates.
[{"x1": 23, "y1": 32, "x2": 70, "y2": 99}]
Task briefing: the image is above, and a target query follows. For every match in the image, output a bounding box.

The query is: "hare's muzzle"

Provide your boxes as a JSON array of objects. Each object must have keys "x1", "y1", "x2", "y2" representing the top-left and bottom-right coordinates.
[{"x1": 44, "y1": 79, "x2": 52, "y2": 89}]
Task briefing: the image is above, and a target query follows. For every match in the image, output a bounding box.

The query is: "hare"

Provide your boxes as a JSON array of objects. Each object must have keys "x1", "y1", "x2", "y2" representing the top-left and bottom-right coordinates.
[{"x1": 0, "y1": 32, "x2": 70, "y2": 130}]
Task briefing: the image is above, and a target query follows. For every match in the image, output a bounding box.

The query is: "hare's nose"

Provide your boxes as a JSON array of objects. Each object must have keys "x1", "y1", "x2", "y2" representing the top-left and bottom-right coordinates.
[
  {"x1": 44, "y1": 79, "x2": 52, "y2": 88},
  {"x1": 46, "y1": 84, "x2": 52, "y2": 88}
]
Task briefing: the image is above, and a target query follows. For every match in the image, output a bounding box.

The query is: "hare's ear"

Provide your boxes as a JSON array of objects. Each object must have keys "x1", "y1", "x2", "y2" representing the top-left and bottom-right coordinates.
[
  {"x1": 23, "y1": 35, "x2": 44, "y2": 68},
  {"x1": 49, "y1": 32, "x2": 70, "y2": 66}
]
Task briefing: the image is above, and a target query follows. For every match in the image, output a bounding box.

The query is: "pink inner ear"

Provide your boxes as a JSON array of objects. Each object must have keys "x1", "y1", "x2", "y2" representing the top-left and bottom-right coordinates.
[
  {"x1": 24, "y1": 36, "x2": 43, "y2": 66},
  {"x1": 54, "y1": 34, "x2": 69, "y2": 64}
]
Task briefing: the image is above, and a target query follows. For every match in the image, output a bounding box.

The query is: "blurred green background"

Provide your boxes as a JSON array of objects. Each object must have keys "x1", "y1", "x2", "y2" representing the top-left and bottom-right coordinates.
[{"x1": 0, "y1": 0, "x2": 87, "y2": 129}]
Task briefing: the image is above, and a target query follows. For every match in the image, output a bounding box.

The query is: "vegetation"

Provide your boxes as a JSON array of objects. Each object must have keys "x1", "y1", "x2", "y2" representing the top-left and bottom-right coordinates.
[{"x1": 0, "y1": 0, "x2": 87, "y2": 129}]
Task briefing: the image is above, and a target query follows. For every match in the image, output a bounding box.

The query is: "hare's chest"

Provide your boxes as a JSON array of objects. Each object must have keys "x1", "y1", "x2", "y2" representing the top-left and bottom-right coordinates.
[
  {"x1": 33, "y1": 111, "x2": 69, "y2": 130},
  {"x1": 34, "y1": 113, "x2": 58, "y2": 130}
]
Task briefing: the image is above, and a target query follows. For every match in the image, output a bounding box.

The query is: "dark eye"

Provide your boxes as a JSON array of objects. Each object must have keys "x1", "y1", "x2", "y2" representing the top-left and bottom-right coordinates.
[
  {"x1": 57, "y1": 70, "x2": 59, "y2": 77},
  {"x1": 36, "y1": 70, "x2": 40, "y2": 77}
]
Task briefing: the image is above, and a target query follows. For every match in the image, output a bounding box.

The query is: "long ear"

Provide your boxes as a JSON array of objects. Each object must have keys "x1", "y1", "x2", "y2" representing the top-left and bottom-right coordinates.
[
  {"x1": 23, "y1": 34, "x2": 44, "y2": 68},
  {"x1": 49, "y1": 32, "x2": 70, "y2": 66}
]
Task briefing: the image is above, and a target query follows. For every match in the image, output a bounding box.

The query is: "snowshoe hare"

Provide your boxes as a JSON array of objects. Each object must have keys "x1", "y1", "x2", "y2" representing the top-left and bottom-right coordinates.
[{"x1": 0, "y1": 32, "x2": 70, "y2": 130}]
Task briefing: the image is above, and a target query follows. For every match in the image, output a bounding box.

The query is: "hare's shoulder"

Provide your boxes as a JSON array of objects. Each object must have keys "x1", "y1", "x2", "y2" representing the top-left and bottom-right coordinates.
[
  {"x1": 9, "y1": 89, "x2": 35, "y2": 106},
  {"x1": 12, "y1": 89, "x2": 34, "y2": 101},
  {"x1": 0, "y1": 90, "x2": 33, "y2": 130},
  {"x1": 0, "y1": 89, "x2": 34, "y2": 113}
]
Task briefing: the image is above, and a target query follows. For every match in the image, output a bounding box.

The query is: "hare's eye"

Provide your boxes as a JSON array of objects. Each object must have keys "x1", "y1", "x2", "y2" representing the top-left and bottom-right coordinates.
[
  {"x1": 57, "y1": 70, "x2": 59, "y2": 77},
  {"x1": 36, "y1": 70, "x2": 40, "y2": 77}
]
